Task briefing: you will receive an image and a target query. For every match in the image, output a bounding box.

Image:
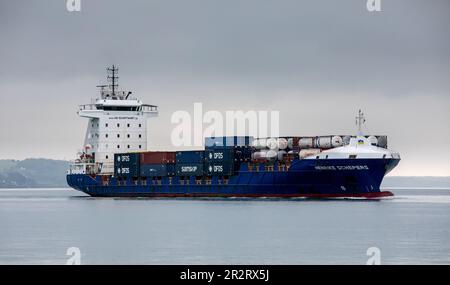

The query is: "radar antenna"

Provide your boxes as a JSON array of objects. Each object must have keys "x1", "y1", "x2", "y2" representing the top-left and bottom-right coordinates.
[
  {"x1": 355, "y1": 109, "x2": 366, "y2": 135},
  {"x1": 107, "y1": 65, "x2": 119, "y2": 96},
  {"x1": 96, "y1": 84, "x2": 108, "y2": 96}
]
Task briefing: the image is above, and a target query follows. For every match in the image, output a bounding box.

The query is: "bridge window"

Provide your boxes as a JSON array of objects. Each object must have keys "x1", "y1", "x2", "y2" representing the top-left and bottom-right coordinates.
[{"x1": 103, "y1": 106, "x2": 138, "y2": 111}]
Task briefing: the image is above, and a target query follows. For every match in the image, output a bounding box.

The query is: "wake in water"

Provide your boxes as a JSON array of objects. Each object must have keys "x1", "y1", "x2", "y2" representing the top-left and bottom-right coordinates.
[
  {"x1": 1, "y1": 188, "x2": 450, "y2": 204},
  {"x1": 389, "y1": 195, "x2": 450, "y2": 204}
]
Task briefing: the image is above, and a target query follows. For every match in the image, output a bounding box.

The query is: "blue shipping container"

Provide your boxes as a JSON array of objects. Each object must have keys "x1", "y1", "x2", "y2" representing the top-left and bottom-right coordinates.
[
  {"x1": 176, "y1": 151, "x2": 204, "y2": 163},
  {"x1": 175, "y1": 163, "x2": 204, "y2": 176},
  {"x1": 140, "y1": 164, "x2": 175, "y2": 177},
  {"x1": 115, "y1": 165, "x2": 140, "y2": 177},
  {"x1": 235, "y1": 136, "x2": 254, "y2": 147},
  {"x1": 233, "y1": 147, "x2": 253, "y2": 162},
  {"x1": 205, "y1": 136, "x2": 254, "y2": 148},
  {"x1": 205, "y1": 148, "x2": 234, "y2": 162},
  {"x1": 204, "y1": 137, "x2": 223, "y2": 147},
  {"x1": 205, "y1": 161, "x2": 234, "y2": 176},
  {"x1": 114, "y1": 153, "x2": 140, "y2": 177},
  {"x1": 115, "y1": 153, "x2": 140, "y2": 165}
]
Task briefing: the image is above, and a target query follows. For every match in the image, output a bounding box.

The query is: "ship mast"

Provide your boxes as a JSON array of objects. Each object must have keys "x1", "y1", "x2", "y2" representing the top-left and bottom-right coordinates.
[
  {"x1": 355, "y1": 109, "x2": 366, "y2": 136},
  {"x1": 107, "y1": 65, "x2": 119, "y2": 97}
]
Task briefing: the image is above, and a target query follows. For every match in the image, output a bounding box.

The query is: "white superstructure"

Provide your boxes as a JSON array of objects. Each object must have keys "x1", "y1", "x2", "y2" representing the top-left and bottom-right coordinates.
[
  {"x1": 307, "y1": 136, "x2": 400, "y2": 160},
  {"x1": 72, "y1": 66, "x2": 158, "y2": 174},
  {"x1": 304, "y1": 110, "x2": 400, "y2": 164}
]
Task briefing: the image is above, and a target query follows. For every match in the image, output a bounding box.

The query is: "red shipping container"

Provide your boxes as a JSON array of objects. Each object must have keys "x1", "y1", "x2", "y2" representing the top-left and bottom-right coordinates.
[
  {"x1": 140, "y1": 151, "x2": 176, "y2": 164},
  {"x1": 251, "y1": 157, "x2": 268, "y2": 164}
]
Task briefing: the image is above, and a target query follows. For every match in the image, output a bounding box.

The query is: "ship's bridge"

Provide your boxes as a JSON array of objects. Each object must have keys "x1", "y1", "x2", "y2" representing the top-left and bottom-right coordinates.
[
  {"x1": 78, "y1": 95, "x2": 158, "y2": 118},
  {"x1": 72, "y1": 65, "x2": 158, "y2": 174},
  {"x1": 78, "y1": 99, "x2": 158, "y2": 114}
]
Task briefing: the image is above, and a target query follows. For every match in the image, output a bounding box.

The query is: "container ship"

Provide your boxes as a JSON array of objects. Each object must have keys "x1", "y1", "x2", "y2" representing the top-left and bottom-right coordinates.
[{"x1": 67, "y1": 66, "x2": 400, "y2": 198}]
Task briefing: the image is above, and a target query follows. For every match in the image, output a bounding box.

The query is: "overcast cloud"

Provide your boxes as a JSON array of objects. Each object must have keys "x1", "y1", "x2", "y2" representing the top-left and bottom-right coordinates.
[{"x1": 0, "y1": 0, "x2": 449, "y2": 175}]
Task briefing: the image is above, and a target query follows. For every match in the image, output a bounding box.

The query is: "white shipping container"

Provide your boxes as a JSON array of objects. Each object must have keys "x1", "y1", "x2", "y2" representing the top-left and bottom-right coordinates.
[
  {"x1": 299, "y1": 148, "x2": 321, "y2": 159},
  {"x1": 266, "y1": 138, "x2": 278, "y2": 150},
  {"x1": 277, "y1": 138, "x2": 288, "y2": 150},
  {"x1": 343, "y1": 136, "x2": 351, "y2": 145},
  {"x1": 252, "y1": 150, "x2": 267, "y2": 159},
  {"x1": 315, "y1": 136, "x2": 332, "y2": 149},
  {"x1": 277, "y1": 150, "x2": 287, "y2": 161},
  {"x1": 299, "y1": 137, "x2": 314, "y2": 148},
  {"x1": 287, "y1": 138, "x2": 294, "y2": 149},
  {"x1": 331, "y1": 136, "x2": 343, "y2": 147},
  {"x1": 252, "y1": 138, "x2": 267, "y2": 149},
  {"x1": 266, "y1": 150, "x2": 278, "y2": 161},
  {"x1": 368, "y1": 135, "x2": 378, "y2": 146}
]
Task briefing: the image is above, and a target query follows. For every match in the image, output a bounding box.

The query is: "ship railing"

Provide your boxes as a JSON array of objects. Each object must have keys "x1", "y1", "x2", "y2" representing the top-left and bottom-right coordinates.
[
  {"x1": 79, "y1": 104, "x2": 157, "y2": 112},
  {"x1": 68, "y1": 162, "x2": 102, "y2": 175},
  {"x1": 78, "y1": 104, "x2": 97, "y2": 111},
  {"x1": 141, "y1": 104, "x2": 158, "y2": 112},
  {"x1": 99, "y1": 96, "x2": 140, "y2": 101}
]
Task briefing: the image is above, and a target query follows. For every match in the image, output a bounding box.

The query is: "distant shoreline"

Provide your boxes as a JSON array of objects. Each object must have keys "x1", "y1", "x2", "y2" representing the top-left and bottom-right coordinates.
[
  {"x1": 0, "y1": 188, "x2": 72, "y2": 190},
  {"x1": 1, "y1": 158, "x2": 449, "y2": 189}
]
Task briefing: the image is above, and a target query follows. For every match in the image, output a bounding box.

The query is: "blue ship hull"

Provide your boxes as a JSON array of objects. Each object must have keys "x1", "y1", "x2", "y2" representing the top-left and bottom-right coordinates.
[{"x1": 67, "y1": 158, "x2": 399, "y2": 198}]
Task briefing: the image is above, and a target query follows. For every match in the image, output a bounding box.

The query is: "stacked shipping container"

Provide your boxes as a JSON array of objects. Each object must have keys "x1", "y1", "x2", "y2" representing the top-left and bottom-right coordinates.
[
  {"x1": 175, "y1": 151, "x2": 204, "y2": 176},
  {"x1": 114, "y1": 153, "x2": 140, "y2": 178},
  {"x1": 205, "y1": 136, "x2": 253, "y2": 148},
  {"x1": 113, "y1": 135, "x2": 387, "y2": 179},
  {"x1": 204, "y1": 136, "x2": 254, "y2": 175},
  {"x1": 204, "y1": 148, "x2": 235, "y2": 176},
  {"x1": 140, "y1": 151, "x2": 176, "y2": 177}
]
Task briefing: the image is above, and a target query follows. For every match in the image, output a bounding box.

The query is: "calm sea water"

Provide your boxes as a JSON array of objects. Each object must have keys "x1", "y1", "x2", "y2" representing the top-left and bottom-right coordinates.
[{"x1": 0, "y1": 188, "x2": 449, "y2": 265}]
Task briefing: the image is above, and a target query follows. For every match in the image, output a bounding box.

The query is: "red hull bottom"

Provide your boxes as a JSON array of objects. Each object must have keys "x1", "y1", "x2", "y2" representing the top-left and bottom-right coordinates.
[{"x1": 92, "y1": 191, "x2": 394, "y2": 199}]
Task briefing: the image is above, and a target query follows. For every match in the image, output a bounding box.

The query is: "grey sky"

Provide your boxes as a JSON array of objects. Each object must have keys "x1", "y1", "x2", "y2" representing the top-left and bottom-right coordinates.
[{"x1": 0, "y1": 0, "x2": 449, "y2": 175}]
